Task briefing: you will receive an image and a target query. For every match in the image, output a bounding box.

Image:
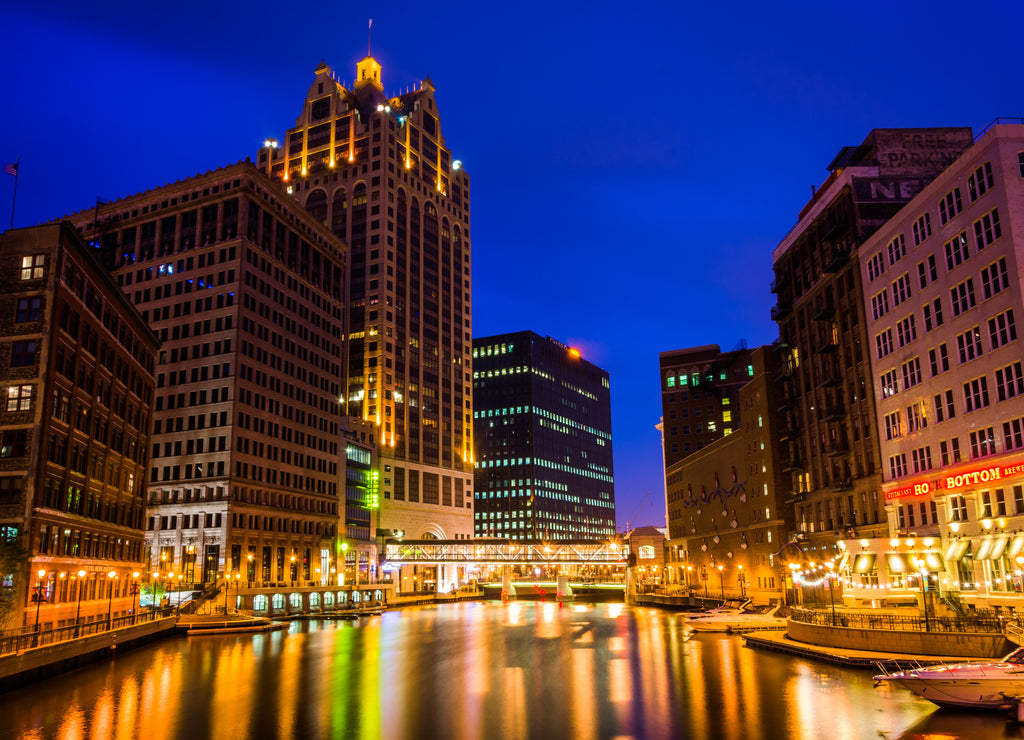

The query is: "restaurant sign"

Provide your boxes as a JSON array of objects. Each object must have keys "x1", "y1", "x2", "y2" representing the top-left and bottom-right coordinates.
[{"x1": 885, "y1": 459, "x2": 1024, "y2": 501}]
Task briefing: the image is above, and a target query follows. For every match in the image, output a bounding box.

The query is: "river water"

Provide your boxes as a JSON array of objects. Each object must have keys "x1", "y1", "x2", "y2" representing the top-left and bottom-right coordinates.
[{"x1": 0, "y1": 601, "x2": 1019, "y2": 740}]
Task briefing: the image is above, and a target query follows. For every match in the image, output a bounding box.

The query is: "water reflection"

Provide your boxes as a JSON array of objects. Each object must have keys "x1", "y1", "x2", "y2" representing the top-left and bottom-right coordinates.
[{"x1": 0, "y1": 602, "x2": 1015, "y2": 739}]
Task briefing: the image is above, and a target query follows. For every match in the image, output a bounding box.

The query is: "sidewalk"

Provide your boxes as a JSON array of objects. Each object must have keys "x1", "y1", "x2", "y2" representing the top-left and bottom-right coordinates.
[{"x1": 741, "y1": 629, "x2": 981, "y2": 668}]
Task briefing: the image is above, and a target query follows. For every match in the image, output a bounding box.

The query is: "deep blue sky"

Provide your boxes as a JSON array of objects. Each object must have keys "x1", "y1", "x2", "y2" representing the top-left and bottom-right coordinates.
[{"x1": 2, "y1": 1, "x2": 1021, "y2": 531}]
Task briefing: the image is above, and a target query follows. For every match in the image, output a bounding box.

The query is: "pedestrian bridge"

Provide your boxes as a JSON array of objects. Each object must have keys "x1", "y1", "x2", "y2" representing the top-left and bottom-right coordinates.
[{"x1": 384, "y1": 539, "x2": 628, "y2": 566}]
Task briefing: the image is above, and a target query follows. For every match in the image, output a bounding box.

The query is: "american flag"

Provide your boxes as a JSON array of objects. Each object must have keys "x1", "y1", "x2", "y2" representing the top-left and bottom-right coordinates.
[{"x1": 4, "y1": 163, "x2": 16, "y2": 177}]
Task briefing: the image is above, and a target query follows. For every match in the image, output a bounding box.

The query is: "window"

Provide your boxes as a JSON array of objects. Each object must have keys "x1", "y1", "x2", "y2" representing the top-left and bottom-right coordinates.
[
  {"x1": 5, "y1": 385, "x2": 32, "y2": 412},
  {"x1": 955, "y1": 326, "x2": 983, "y2": 364},
  {"x1": 950, "y1": 278, "x2": 976, "y2": 317},
  {"x1": 943, "y1": 232, "x2": 969, "y2": 271},
  {"x1": 889, "y1": 453, "x2": 907, "y2": 478},
  {"x1": 880, "y1": 369, "x2": 899, "y2": 398},
  {"x1": 870, "y1": 290, "x2": 890, "y2": 320},
  {"x1": 917, "y1": 254, "x2": 938, "y2": 289},
  {"x1": 967, "y1": 161, "x2": 994, "y2": 202},
  {"x1": 1004, "y1": 418, "x2": 1024, "y2": 452},
  {"x1": 900, "y1": 357, "x2": 921, "y2": 389},
  {"x1": 875, "y1": 329, "x2": 893, "y2": 359},
  {"x1": 912, "y1": 213, "x2": 932, "y2": 246},
  {"x1": 891, "y1": 273, "x2": 911, "y2": 307},
  {"x1": 940, "y1": 438, "x2": 962, "y2": 466},
  {"x1": 911, "y1": 446, "x2": 932, "y2": 473},
  {"x1": 20, "y1": 255, "x2": 46, "y2": 280},
  {"x1": 1019, "y1": 152, "x2": 1024, "y2": 178},
  {"x1": 950, "y1": 494, "x2": 967, "y2": 521},
  {"x1": 933, "y1": 389, "x2": 955, "y2": 422},
  {"x1": 868, "y1": 251, "x2": 884, "y2": 280},
  {"x1": 15, "y1": 297, "x2": 42, "y2": 323},
  {"x1": 963, "y1": 376, "x2": 990, "y2": 412},
  {"x1": 988, "y1": 309, "x2": 1016, "y2": 349},
  {"x1": 906, "y1": 401, "x2": 927, "y2": 432},
  {"x1": 887, "y1": 235, "x2": 906, "y2": 266},
  {"x1": 938, "y1": 188, "x2": 962, "y2": 225},
  {"x1": 928, "y1": 343, "x2": 949, "y2": 376},
  {"x1": 981, "y1": 258, "x2": 1009, "y2": 299},
  {"x1": 896, "y1": 315, "x2": 917, "y2": 347},
  {"x1": 995, "y1": 361, "x2": 1024, "y2": 402},
  {"x1": 922, "y1": 297, "x2": 943, "y2": 332},
  {"x1": 867, "y1": 252, "x2": 885, "y2": 282},
  {"x1": 974, "y1": 208, "x2": 1002, "y2": 250},
  {"x1": 969, "y1": 427, "x2": 996, "y2": 459},
  {"x1": 884, "y1": 411, "x2": 902, "y2": 440},
  {"x1": 9, "y1": 340, "x2": 36, "y2": 367}
]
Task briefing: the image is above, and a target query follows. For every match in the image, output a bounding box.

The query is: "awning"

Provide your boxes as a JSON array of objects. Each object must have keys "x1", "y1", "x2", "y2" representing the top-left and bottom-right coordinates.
[
  {"x1": 885, "y1": 552, "x2": 911, "y2": 574},
  {"x1": 1009, "y1": 536, "x2": 1024, "y2": 559},
  {"x1": 976, "y1": 536, "x2": 1010, "y2": 561},
  {"x1": 922, "y1": 552, "x2": 945, "y2": 572},
  {"x1": 852, "y1": 553, "x2": 876, "y2": 573},
  {"x1": 944, "y1": 540, "x2": 970, "y2": 561}
]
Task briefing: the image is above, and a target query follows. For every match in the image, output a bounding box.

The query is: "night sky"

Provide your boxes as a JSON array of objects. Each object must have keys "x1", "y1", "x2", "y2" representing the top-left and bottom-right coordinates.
[{"x1": 2, "y1": 1, "x2": 1021, "y2": 531}]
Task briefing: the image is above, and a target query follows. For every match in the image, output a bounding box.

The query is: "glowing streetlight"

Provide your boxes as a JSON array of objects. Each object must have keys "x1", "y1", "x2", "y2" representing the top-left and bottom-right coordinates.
[
  {"x1": 106, "y1": 571, "x2": 117, "y2": 629},
  {"x1": 33, "y1": 568, "x2": 47, "y2": 643},
  {"x1": 717, "y1": 565, "x2": 725, "y2": 600}
]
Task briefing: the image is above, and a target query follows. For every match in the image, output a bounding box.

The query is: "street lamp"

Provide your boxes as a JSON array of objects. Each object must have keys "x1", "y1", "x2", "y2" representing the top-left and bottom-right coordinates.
[
  {"x1": 74, "y1": 570, "x2": 86, "y2": 636},
  {"x1": 247, "y1": 552, "x2": 254, "y2": 586},
  {"x1": 291, "y1": 555, "x2": 297, "y2": 585},
  {"x1": 32, "y1": 568, "x2": 47, "y2": 643},
  {"x1": 176, "y1": 574, "x2": 184, "y2": 616},
  {"x1": 737, "y1": 564, "x2": 746, "y2": 598},
  {"x1": 686, "y1": 565, "x2": 693, "y2": 592},
  {"x1": 825, "y1": 562, "x2": 837, "y2": 626},
  {"x1": 130, "y1": 572, "x2": 140, "y2": 624},
  {"x1": 717, "y1": 565, "x2": 725, "y2": 600},
  {"x1": 106, "y1": 571, "x2": 118, "y2": 629},
  {"x1": 915, "y1": 558, "x2": 931, "y2": 631}
]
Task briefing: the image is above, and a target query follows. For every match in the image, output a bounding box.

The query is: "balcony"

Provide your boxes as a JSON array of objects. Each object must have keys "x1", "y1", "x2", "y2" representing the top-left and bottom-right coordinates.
[
  {"x1": 814, "y1": 339, "x2": 839, "y2": 354},
  {"x1": 823, "y1": 402, "x2": 846, "y2": 421},
  {"x1": 770, "y1": 275, "x2": 789, "y2": 294},
  {"x1": 779, "y1": 424, "x2": 800, "y2": 442},
  {"x1": 783, "y1": 455, "x2": 804, "y2": 472},
  {"x1": 776, "y1": 393, "x2": 795, "y2": 412},
  {"x1": 823, "y1": 244, "x2": 850, "y2": 273},
  {"x1": 770, "y1": 300, "x2": 793, "y2": 322},
  {"x1": 831, "y1": 478, "x2": 854, "y2": 492},
  {"x1": 825, "y1": 442, "x2": 850, "y2": 458},
  {"x1": 815, "y1": 372, "x2": 841, "y2": 389},
  {"x1": 811, "y1": 303, "x2": 835, "y2": 322}
]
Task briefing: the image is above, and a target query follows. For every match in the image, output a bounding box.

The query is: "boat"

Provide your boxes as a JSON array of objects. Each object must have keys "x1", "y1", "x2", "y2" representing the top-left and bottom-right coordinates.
[
  {"x1": 683, "y1": 600, "x2": 752, "y2": 623},
  {"x1": 686, "y1": 605, "x2": 787, "y2": 633},
  {"x1": 873, "y1": 648, "x2": 1024, "y2": 709}
]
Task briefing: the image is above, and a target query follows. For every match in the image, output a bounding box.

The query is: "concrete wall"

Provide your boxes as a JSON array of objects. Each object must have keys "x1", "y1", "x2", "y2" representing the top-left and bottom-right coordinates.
[{"x1": 787, "y1": 618, "x2": 1012, "y2": 659}]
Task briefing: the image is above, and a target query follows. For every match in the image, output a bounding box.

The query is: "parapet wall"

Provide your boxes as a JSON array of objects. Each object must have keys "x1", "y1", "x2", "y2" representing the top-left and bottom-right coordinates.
[{"x1": 786, "y1": 619, "x2": 1011, "y2": 659}]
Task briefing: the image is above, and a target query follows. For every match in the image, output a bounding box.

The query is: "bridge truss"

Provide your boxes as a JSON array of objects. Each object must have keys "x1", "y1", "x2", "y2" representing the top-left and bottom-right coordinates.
[{"x1": 383, "y1": 539, "x2": 628, "y2": 566}]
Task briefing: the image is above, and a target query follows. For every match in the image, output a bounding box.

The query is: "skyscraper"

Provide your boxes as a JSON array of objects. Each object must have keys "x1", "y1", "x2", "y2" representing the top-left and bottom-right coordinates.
[
  {"x1": 71, "y1": 162, "x2": 350, "y2": 586},
  {"x1": 472, "y1": 332, "x2": 615, "y2": 541},
  {"x1": 263, "y1": 53, "x2": 473, "y2": 541}
]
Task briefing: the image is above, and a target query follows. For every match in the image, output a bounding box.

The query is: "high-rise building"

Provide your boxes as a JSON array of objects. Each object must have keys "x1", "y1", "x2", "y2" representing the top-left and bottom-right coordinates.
[
  {"x1": 262, "y1": 53, "x2": 473, "y2": 541},
  {"x1": 658, "y1": 344, "x2": 755, "y2": 469},
  {"x1": 770, "y1": 128, "x2": 973, "y2": 555},
  {"x1": 472, "y1": 331, "x2": 615, "y2": 541},
  {"x1": 0, "y1": 222, "x2": 157, "y2": 630},
  {"x1": 70, "y1": 162, "x2": 352, "y2": 586},
  {"x1": 857, "y1": 122, "x2": 1024, "y2": 608}
]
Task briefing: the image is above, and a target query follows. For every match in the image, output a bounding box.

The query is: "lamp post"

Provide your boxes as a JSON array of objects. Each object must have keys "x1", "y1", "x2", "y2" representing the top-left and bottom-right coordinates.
[
  {"x1": 151, "y1": 571, "x2": 161, "y2": 615},
  {"x1": 737, "y1": 564, "x2": 746, "y2": 598},
  {"x1": 130, "y1": 572, "x2": 140, "y2": 624},
  {"x1": 32, "y1": 568, "x2": 46, "y2": 644},
  {"x1": 74, "y1": 570, "x2": 86, "y2": 636},
  {"x1": 176, "y1": 574, "x2": 183, "y2": 616},
  {"x1": 915, "y1": 558, "x2": 930, "y2": 631},
  {"x1": 686, "y1": 565, "x2": 693, "y2": 592},
  {"x1": 247, "y1": 552, "x2": 254, "y2": 586},
  {"x1": 717, "y1": 565, "x2": 725, "y2": 600},
  {"x1": 291, "y1": 555, "x2": 297, "y2": 586},
  {"x1": 106, "y1": 571, "x2": 118, "y2": 630},
  {"x1": 702, "y1": 567, "x2": 708, "y2": 598},
  {"x1": 825, "y1": 562, "x2": 837, "y2": 626}
]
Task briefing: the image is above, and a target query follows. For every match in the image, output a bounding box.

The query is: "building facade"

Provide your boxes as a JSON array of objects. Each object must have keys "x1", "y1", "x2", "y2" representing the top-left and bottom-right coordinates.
[
  {"x1": 663, "y1": 347, "x2": 793, "y2": 603},
  {"x1": 771, "y1": 128, "x2": 974, "y2": 557},
  {"x1": 0, "y1": 223, "x2": 157, "y2": 630},
  {"x1": 262, "y1": 53, "x2": 473, "y2": 541},
  {"x1": 856, "y1": 122, "x2": 1024, "y2": 608},
  {"x1": 472, "y1": 332, "x2": 615, "y2": 541},
  {"x1": 659, "y1": 344, "x2": 755, "y2": 469},
  {"x1": 71, "y1": 162, "x2": 351, "y2": 586}
]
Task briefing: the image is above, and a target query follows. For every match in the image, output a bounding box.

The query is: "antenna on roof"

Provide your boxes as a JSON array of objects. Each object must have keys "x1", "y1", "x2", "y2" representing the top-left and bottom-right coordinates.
[{"x1": 368, "y1": 18, "x2": 373, "y2": 56}]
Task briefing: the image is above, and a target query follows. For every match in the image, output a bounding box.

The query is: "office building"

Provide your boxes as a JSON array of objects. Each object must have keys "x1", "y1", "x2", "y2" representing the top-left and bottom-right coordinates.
[
  {"x1": 662, "y1": 347, "x2": 792, "y2": 602},
  {"x1": 473, "y1": 332, "x2": 615, "y2": 540},
  {"x1": 0, "y1": 222, "x2": 157, "y2": 629},
  {"x1": 70, "y1": 162, "x2": 351, "y2": 586},
  {"x1": 857, "y1": 121, "x2": 1024, "y2": 608},
  {"x1": 770, "y1": 128, "x2": 973, "y2": 559},
  {"x1": 659, "y1": 343, "x2": 755, "y2": 468},
  {"x1": 261, "y1": 53, "x2": 474, "y2": 541}
]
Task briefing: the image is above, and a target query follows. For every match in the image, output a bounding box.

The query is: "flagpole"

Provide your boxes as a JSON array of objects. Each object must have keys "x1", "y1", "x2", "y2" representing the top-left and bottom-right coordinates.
[{"x1": 9, "y1": 158, "x2": 18, "y2": 229}]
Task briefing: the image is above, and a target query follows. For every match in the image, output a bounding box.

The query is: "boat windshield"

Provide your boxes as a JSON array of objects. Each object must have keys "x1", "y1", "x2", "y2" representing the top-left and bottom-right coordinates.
[{"x1": 1005, "y1": 647, "x2": 1024, "y2": 664}]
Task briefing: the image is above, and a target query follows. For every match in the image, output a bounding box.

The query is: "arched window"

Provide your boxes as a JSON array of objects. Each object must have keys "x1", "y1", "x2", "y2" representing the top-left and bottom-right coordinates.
[
  {"x1": 271, "y1": 593, "x2": 284, "y2": 610},
  {"x1": 306, "y1": 189, "x2": 327, "y2": 224},
  {"x1": 289, "y1": 593, "x2": 303, "y2": 608},
  {"x1": 253, "y1": 594, "x2": 268, "y2": 612},
  {"x1": 323, "y1": 592, "x2": 335, "y2": 607},
  {"x1": 310, "y1": 592, "x2": 321, "y2": 607}
]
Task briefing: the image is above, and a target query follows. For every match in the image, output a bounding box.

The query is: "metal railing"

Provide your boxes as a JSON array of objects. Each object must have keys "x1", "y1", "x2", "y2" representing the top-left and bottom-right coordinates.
[
  {"x1": 789, "y1": 606, "x2": 1013, "y2": 634},
  {"x1": 0, "y1": 607, "x2": 174, "y2": 656}
]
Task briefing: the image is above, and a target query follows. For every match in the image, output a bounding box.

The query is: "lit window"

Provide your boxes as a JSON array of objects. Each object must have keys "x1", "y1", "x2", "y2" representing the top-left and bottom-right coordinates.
[
  {"x1": 6, "y1": 385, "x2": 32, "y2": 412},
  {"x1": 20, "y1": 254, "x2": 45, "y2": 280}
]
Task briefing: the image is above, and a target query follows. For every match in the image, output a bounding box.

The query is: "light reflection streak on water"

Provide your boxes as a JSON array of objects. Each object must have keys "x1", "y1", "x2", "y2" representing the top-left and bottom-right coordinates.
[
  {"x1": 684, "y1": 634, "x2": 709, "y2": 736},
  {"x1": 114, "y1": 677, "x2": 137, "y2": 740},
  {"x1": 570, "y1": 626, "x2": 596, "y2": 740},
  {"x1": 715, "y1": 637, "x2": 742, "y2": 740},
  {"x1": 734, "y1": 635, "x2": 762, "y2": 740}
]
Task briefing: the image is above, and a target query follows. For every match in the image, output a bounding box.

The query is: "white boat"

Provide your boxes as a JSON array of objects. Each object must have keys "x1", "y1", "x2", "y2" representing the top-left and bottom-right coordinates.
[
  {"x1": 683, "y1": 600, "x2": 752, "y2": 623},
  {"x1": 873, "y1": 648, "x2": 1024, "y2": 709},
  {"x1": 686, "y1": 605, "x2": 787, "y2": 633}
]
